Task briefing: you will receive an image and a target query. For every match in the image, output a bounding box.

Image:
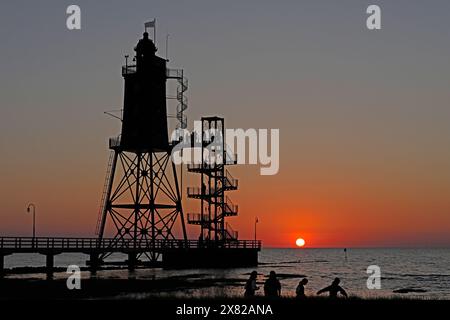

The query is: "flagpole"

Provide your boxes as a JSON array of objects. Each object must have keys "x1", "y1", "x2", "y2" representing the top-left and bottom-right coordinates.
[
  {"x1": 165, "y1": 33, "x2": 169, "y2": 61},
  {"x1": 153, "y1": 19, "x2": 156, "y2": 47}
]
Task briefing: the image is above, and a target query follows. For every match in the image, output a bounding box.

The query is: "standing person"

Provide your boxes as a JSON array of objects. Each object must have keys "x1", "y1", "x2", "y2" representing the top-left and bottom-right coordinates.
[
  {"x1": 264, "y1": 271, "x2": 281, "y2": 297},
  {"x1": 296, "y1": 278, "x2": 308, "y2": 298},
  {"x1": 134, "y1": 32, "x2": 157, "y2": 70},
  {"x1": 317, "y1": 277, "x2": 348, "y2": 298},
  {"x1": 244, "y1": 271, "x2": 259, "y2": 297}
]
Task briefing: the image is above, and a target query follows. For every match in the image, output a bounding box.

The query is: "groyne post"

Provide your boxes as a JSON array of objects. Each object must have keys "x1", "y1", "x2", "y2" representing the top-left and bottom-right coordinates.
[{"x1": 45, "y1": 254, "x2": 54, "y2": 279}]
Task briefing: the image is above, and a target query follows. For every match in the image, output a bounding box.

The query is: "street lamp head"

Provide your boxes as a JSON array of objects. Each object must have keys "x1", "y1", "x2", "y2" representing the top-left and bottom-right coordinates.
[
  {"x1": 26, "y1": 203, "x2": 36, "y2": 239},
  {"x1": 26, "y1": 203, "x2": 35, "y2": 213}
]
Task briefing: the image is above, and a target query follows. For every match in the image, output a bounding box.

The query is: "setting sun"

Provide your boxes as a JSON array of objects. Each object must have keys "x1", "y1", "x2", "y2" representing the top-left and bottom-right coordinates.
[{"x1": 296, "y1": 238, "x2": 306, "y2": 247}]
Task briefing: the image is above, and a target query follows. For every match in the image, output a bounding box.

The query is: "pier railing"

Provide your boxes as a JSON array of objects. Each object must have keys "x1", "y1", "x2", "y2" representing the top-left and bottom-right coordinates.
[
  {"x1": 122, "y1": 65, "x2": 184, "y2": 79},
  {"x1": 0, "y1": 237, "x2": 261, "y2": 252}
]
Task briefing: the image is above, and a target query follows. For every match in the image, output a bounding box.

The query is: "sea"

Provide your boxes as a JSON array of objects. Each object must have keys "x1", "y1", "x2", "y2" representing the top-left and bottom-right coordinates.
[{"x1": 4, "y1": 248, "x2": 450, "y2": 300}]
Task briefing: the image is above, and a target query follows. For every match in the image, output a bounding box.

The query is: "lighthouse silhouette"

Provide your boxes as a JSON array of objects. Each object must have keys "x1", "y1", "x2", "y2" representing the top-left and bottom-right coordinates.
[
  {"x1": 94, "y1": 31, "x2": 187, "y2": 267},
  {"x1": 121, "y1": 31, "x2": 169, "y2": 152}
]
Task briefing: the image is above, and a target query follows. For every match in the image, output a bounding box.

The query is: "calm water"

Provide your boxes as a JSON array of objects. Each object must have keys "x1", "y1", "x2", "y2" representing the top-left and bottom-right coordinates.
[{"x1": 4, "y1": 248, "x2": 450, "y2": 299}]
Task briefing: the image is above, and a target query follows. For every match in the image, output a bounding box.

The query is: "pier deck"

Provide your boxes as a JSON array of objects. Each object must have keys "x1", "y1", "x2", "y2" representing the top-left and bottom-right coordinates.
[{"x1": 0, "y1": 237, "x2": 261, "y2": 274}]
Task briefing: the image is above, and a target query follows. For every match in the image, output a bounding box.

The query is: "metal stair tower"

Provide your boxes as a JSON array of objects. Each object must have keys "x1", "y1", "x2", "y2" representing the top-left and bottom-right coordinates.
[{"x1": 187, "y1": 117, "x2": 239, "y2": 243}]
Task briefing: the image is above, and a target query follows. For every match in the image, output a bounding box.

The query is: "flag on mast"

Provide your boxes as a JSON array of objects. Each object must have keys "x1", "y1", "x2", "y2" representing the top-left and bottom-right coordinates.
[{"x1": 144, "y1": 19, "x2": 156, "y2": 29}]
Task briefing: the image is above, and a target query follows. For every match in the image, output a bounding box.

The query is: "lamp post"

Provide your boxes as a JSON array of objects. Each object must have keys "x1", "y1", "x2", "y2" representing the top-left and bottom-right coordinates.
[
  {"x1": 26, "y1": 203, "x2": 36, "y2": 242},
  {"x1": 254, "y1": 217, "x2": 259, "y2": 242}
]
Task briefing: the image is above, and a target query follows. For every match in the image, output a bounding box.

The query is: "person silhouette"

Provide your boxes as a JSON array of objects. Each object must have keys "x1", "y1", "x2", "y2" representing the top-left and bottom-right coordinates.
[
  {"x1": 296, "y1": 278, "x2": 308, "y2": 298},
  {"x1": 264, "y1": 271, "x2": 281, "y2": 297},
  {"x1": 244, "y1": 271, "x2": 259, "y2": 297},
  {"x1": 134, "y1": 32, "x2": 157, "y2": 70},
  {"x1": 317, "y1": 277, "x2": 348, "y2": 298}
]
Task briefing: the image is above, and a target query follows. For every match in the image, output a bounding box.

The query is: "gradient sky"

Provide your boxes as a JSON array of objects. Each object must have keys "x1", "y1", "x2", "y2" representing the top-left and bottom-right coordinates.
[{"x1": 1, "y1": 0, "x2": 450, "y2": 247}]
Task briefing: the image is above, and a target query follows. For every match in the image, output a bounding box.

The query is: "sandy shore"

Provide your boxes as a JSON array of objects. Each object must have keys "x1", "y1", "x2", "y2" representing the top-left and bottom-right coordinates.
[
  {"x1": 0, "y1": 276, "x2": 449, "y2": 319},
  {"x1": 0, "y1": 277, "x2": 445, "y2": 300}
]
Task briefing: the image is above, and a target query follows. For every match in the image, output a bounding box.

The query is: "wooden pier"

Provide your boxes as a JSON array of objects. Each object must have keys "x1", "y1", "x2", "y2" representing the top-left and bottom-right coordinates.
[{"x1": 0, "y1": 237, "x2": 261, "y2": 276}]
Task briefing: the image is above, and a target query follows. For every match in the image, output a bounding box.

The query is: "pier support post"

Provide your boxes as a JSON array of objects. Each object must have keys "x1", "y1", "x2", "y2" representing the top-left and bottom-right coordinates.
[
  {"x1": 0, "y1": 255, "x2": 4, "y2": 278},
  {"x1": 127, "y1": 253, "x2": 137, "y2": 271},
  {"x1": 89, "y1": 253, "x2": 100, "y2": 275},
  {"x1": 46, "y1": 254, "x2": 54, "y2": 279}
]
